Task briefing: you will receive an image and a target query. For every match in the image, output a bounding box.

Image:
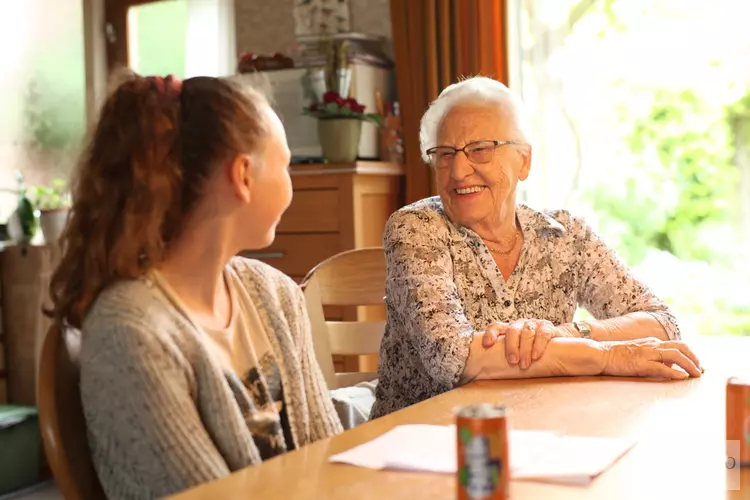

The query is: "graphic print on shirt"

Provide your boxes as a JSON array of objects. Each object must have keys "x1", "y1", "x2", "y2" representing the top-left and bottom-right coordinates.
[{"x1": 241, "y1": 352, "x2": 286, "y2": 459}]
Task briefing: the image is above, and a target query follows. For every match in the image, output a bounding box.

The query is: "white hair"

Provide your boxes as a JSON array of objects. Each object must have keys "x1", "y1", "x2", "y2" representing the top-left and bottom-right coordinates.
[{"x1": 419, "y1": 76, "x2": 532, "y2": 162}]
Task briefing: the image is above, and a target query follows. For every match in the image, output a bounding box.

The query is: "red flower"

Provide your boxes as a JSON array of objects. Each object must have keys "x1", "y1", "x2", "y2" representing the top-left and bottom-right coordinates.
[
  {"x1": 334, "y1": 96, "x2": 346, "y2": 107},
  {"x1": 343, "y1": 97, "x2": 365, "y2": 113},
  {"x1": 323, "y1": 91, "x2": 340, "y2": 103}
]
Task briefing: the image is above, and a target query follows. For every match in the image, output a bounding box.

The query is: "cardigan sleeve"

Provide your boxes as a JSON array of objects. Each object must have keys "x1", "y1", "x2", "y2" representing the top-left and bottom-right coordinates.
[
  {"x1": 383, "y1": 209, "x2": 476, "y2": 387},
  {"x1": 568, "y1": 214, "x2": 681, "y2": 340},
  {"x1": 288, "y1": 283, "x2": 344, "y2": 439},
  {"x1": 80, "y1": 317, "x2": 232, "y2": 499},
  {"x1": 230, "y1": 257, "x2": 343, "y2": 442}
]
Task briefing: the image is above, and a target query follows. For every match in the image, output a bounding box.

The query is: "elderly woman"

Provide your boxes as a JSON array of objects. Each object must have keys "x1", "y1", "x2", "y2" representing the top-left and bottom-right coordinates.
[{"x1": 370, "y1": 77, "x2": 702, "y2": 419}]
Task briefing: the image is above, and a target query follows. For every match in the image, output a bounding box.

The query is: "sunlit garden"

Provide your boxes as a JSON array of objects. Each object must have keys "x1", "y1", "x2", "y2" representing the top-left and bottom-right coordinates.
[{"x1": 518, "y1": 0, "x2": 750, "y2": 336}]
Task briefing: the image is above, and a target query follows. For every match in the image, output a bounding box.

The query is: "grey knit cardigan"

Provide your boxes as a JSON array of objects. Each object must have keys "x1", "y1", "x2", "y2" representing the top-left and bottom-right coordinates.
[{"x1": 80, "y1": 257, "x2": 343, "y2": 499}]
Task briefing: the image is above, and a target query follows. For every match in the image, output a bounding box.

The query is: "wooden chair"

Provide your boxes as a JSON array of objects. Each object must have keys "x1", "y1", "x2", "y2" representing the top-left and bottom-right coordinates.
[
  {"x1": 302, "y1": 247, "x2": 386, "y2": 390},
  {"x1": 37, "y1": 325, "x2": 106, "y2": 500}
]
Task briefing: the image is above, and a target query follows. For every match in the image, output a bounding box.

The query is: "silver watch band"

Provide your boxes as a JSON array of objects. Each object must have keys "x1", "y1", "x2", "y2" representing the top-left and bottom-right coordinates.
[{"x1": 573, "y1": 321, "x2": 592, "y2": 339}]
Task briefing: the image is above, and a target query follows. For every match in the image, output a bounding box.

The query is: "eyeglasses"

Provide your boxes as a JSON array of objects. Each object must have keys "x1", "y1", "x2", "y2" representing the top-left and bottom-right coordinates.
[{"x1": 426, "y1": 140, "x2": 521, "y2": 169}]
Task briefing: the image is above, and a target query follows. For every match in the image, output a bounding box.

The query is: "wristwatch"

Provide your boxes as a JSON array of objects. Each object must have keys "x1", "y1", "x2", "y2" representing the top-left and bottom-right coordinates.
[{"x1": 573, "y1": 321, "x2": 592, "y2": 339}]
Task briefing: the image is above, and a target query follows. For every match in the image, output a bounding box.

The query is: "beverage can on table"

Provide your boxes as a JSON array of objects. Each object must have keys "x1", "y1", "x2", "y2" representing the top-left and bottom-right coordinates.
[
  {"x1": 456, "y1": 403, "x2": 510, "y2": 500},
  {"x1": 726, "y1": 377, "x2": 750, "y2": 467}
]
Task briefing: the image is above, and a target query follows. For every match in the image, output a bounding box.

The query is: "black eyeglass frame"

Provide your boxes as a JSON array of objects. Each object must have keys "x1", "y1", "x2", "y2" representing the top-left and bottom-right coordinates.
[{"x1": 425, "y1": 140, "x2": 523, "y2": 168}]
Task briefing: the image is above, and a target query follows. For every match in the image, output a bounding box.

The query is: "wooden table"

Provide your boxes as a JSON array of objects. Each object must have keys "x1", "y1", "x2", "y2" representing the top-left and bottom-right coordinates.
[{"x1": 169, "y1": 337, "x2": 750, "y2": 499}]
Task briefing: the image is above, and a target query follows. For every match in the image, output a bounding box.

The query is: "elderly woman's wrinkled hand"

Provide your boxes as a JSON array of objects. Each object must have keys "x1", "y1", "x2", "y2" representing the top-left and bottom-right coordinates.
[
  {"x1": 601, "y1": 338, "x2": 704, "y2": 379},
  {"x1": 482, "y1": 319, "x2": 578, "y2": 369}
]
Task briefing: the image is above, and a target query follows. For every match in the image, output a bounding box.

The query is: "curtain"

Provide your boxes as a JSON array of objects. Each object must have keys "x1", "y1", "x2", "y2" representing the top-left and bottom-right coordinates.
[{"x1": 389, "y1": 0, "x2": 508, "y2": 204}]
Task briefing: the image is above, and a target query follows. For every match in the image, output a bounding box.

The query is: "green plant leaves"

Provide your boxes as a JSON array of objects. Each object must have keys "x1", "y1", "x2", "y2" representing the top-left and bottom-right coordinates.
[
  {"x1": 30, "y1": 179, "x2": 70, "y2": 210},
  {"x1": 459, "y1": 427, "x2": 472, "y2": 444},
  {"x1": 458, "y1": 467, "x2": 468, "y2": 486},
  {"x1": 324, "y1": 102, "x2": 341, "y2": 114}
]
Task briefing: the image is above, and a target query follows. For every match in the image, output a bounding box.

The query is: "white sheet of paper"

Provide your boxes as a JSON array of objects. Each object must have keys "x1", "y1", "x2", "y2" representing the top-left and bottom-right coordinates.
[{"x1": 329, "y1": 424, "x2": 636, "y2": 485}]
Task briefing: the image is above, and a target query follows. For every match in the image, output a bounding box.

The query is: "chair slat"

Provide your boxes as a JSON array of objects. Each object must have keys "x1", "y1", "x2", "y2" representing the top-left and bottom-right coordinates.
[
  {"x1": 303, "y1": 277, "x2": 337, "y2": 388},
  {"x1": 326, "y1": 321, "x2": 385, "y2": 355},
  {"x1": 303, "y1": 247, "x2": 387, "y2": 389},
  {"x1": 304, "y1": 248, "x2": 386, "y2": 306}
]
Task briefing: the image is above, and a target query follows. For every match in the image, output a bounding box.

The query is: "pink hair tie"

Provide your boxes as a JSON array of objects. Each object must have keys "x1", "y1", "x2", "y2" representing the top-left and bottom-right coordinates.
[
  {"x1": 147, "y1": 74, "x2": 182, "y2": 96},
  {"x1": 165, "y1": 74, "x2": 183, "y2": 95},
  {"x1": 148, "y1": 76, "x2": 165, "y2": 94}
]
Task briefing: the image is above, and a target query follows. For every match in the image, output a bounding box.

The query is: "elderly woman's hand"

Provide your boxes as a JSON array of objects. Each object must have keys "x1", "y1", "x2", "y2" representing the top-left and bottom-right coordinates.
[
  {"x1": 601, "y1": 337, "x2": 703, "y2": 379},
  {"x1": 482, "y1": 319, "x2": 578, "y2": 369}
]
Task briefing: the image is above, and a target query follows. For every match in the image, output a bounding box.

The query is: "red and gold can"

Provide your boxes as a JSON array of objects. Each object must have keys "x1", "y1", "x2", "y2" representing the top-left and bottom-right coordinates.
[
  {"x1": 456, "y1": 403, "x2": 510, "y2": 500},
  {"x1": 727, "y1": 377, "x2": 750, "y2": 467}
]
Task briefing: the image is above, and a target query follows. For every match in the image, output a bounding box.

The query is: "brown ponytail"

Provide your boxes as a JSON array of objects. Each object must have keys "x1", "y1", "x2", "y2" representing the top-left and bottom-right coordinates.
[{"x1": 48, "y1": 72, "x2": 270, "y2": 329}]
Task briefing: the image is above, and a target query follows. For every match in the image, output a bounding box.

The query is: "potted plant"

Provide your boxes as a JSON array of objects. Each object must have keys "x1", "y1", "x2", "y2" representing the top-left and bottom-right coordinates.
[
  {"x1": 303, "y1": 91, "x2": 382, "y2": 163},
  {"x1": 31, "y1": 179, "x2": 70, "y2": 245}
]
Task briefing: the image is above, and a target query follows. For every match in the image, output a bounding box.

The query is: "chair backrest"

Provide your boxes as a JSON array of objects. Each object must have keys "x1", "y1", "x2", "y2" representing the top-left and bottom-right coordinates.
[
  {"x1": 37, "y1": 325, "x2": 106, "y2": 500},
  {"x1": 302, "y1": 247, "x2": 386, "y2": 389}
]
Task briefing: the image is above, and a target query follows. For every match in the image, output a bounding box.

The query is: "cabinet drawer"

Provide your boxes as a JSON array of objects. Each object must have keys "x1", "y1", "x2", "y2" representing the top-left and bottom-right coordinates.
[
  {"x1": 277, "y1": 189, "x2": 339, "y2": 233},
  {"x1": 240, "y1": 233, "x2": 341, "y2": 277}
]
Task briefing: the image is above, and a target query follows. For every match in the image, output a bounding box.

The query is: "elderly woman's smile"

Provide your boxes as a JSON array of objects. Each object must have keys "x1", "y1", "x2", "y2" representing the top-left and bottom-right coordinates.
[
  {"x1": 448, "y1": 181, "x2": 495, "y2": 224},
  {"x1": 454, "y1": 185, "x2": 487, "y2": 196}
]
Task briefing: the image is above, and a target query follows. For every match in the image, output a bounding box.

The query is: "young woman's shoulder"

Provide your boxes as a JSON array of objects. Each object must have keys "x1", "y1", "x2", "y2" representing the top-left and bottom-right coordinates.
[
  {"x1": 82, "y1": 278, "x2": 188, "y2": 346},
  {"x1": 228, "y1": 257, "x2": 308, "y2": 346},
  {"x1": 229, "y1": 256, "x2": 303, "y2": 305},
  {"x1": 85, "y1": 278, "x2": 169, "y2": 331},
  {"x1": 81, "y1": 278, "x2": 197, "y2": 385}
]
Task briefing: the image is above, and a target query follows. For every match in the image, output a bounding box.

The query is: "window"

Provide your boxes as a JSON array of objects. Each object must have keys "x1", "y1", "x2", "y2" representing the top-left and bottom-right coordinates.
[
  {"x1": 514, "y1": 0, "x2": 750, "y2": 337},
  {"x1": 127, "y1": 0, "x2": 236, "y2": 78},
  {"x1": 0, "y1": 0, "x2": 236, "y2": 225},
  {"x1": 0, "y1": 0, "x2": 86, "y2": 221}
]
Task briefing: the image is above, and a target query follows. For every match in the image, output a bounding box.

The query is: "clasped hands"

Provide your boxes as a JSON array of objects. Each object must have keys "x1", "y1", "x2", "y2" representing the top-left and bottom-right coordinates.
[{"x1": 481, "y1": 319, "x2": 703, "y2": 379}]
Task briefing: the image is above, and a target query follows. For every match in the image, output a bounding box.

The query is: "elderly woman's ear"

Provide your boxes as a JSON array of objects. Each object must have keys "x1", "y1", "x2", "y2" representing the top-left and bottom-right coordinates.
[{"x1": 518, "y1": 144, "x2": 532, "y2": 181}]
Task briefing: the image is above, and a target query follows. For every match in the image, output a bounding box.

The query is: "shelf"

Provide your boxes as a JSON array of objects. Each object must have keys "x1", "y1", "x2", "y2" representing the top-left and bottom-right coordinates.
[{"x1": 289, "y1": 161, "x2": 404, "y2": 176}]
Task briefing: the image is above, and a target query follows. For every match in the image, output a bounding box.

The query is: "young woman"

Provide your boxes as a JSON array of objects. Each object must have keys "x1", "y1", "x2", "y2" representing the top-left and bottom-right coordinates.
[{"x1": 48, "y1": 73, "x2": 342, "y2": 499}]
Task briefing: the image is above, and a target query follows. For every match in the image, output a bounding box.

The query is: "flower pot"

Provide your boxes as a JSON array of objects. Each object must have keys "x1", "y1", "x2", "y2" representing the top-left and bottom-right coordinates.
[
  {"x1": 318, "y1": 118, "x2": 362, "y2": 163},
  {"x1": 38, "y1": 208, "x2": 69, "y2": 245}
]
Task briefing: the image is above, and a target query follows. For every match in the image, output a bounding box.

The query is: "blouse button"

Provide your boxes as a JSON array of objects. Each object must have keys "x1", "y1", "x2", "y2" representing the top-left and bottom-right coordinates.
[{"x1": 503, "y1": 300, "x2": 512, "y2": 308}]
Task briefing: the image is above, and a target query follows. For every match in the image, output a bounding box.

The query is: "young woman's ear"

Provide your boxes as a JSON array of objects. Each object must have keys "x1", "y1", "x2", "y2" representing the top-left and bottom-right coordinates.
[{"x1": 228, "y1": 153, "x2": 254, "y2": 203}]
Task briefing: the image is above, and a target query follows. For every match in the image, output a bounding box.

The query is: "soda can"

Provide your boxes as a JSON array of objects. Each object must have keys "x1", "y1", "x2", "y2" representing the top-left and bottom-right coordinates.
[
  {"x1": 456, "y1": 403, "x2": 510, "y2": 500},
  {"x1": 726, "y1": 377, "x2": 750, "y2": 467}
]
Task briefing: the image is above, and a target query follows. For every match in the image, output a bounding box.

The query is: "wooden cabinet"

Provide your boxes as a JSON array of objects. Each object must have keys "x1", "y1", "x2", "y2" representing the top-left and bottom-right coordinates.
[
  {"x1": 0, "y1": 244, "x2": 60, "y2": 405},
  {"x1": 241, "y1": 161, "x2": 404, "y2": 373},
  {"x1": 241, "y1": 161, "x2": 403, "y2": 283}
]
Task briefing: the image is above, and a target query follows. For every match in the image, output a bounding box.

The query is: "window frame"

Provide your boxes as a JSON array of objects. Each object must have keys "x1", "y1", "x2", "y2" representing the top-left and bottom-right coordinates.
[{"x1": 104, "y1": 0, "x2": 167, "y2": 72}]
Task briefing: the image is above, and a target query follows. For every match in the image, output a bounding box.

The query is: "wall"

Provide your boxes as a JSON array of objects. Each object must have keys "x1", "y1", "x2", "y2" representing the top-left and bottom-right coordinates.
[{"x1": 234, "y1": 0, "x2": 391, "y2": 55}]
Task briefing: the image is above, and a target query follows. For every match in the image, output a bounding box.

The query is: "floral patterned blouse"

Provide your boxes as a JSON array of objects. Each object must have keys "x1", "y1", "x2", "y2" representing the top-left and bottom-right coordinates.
[{"x1": 370, "y1": 197, "x2": 680, "y2": 419}]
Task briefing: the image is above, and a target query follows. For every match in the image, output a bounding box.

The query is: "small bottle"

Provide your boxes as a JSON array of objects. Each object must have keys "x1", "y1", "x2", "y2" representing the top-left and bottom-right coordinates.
[{"x1": 14, "y1": 171, "x2": 36, "y2": 242}]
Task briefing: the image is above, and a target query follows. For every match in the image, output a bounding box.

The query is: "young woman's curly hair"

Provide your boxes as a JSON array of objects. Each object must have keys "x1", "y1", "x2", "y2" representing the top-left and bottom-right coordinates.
[{"x1": 48, "y1": 72, "x2": 270, "y2": 329}]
